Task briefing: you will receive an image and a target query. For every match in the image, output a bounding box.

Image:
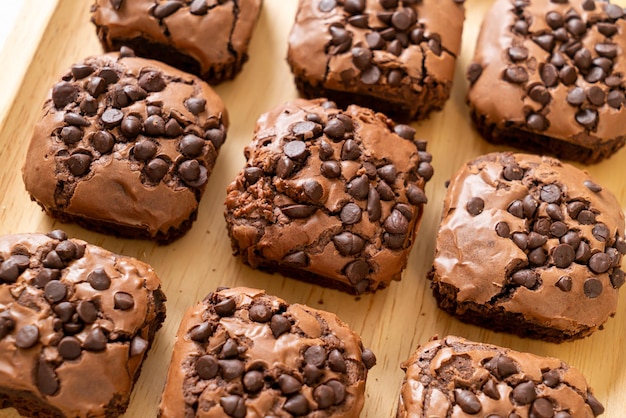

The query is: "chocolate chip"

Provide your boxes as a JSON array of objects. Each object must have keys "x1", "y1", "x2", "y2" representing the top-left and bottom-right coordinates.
[
  {"x1": 346, "y1": 175, "x2": 369, "y2": 200},
  {"x1": 304, "y1": 345, "x2": 326, "y2": 367},
  {"x1": 540, "y1": 184, "x2": 561, "y2": 203},
  {"x1": 508, "y1": 46, "x2": 528, "y2": 61},
  {"x1": 214, "y1": 298, "x2": 236, "y2": 317},
  {"x1": 190, "y1": 0, "x2": 209, "y2": 15},
  {"x1": 339, "y1": 140, "x2": 360, "y2": 161},
  {"x1": 511, "y1": 269, "x2": 537, "y2": 288},
  {"x1": 504, "y1": 66, "x2": 529, "y2": 84},
  {"x1": 494, "y1": 222, "x2": 510, "y2": 238},
  {"x1": 52, "y1": 82, "x2": 78, "y2": 108},
  {"x1": 534, "y1": 219, "x2": 551, "y2": 236},
  {"x1": 283, "y1": 251, "x2": 309, "y2": 268},
  {"x1": 178, "y1": 159, "x2": 207, "y2": 186},
  {"x1": 531, "y1": 398, "x2": 555, "y2": 418},
  {"x1": 333, "y1": 232, "x2": 365, "y2": 256},
  {"x1": 454, "y1": 389, "x2": 482, "y2": 414},
  {"x1": 361, "y1": 348, "x2": 376, "y2": 369},
  {"x1": 344, "y1": 259, "x2": 369, "y2": 285},
  {"x1": 44, "y1": 280, "x2": 66, "y2": 303},
  {"x1": 37, "y1": 359, "x2": 59, "y2": 396},
  {"x1": 611, "y1": 269, "x2": 625, "y2": 289},
  {"x1": 587, "y1": 86, "x2": 606, "y2": 106},
  {"x1": 134, "y1": 140, "x2": 158, "y2": 161},
  {"x1": 529, "y1": 247, "x2": 547, "y2": 266},
  {"x1": 592, "y1": 223, "x2": 610, "y2": 242},
  {"x1": 284, "y1": 140, "x2": 309, "y2": 161},
  {"x1": 361, "y1": 65, "x2": 381, "y2": 84},
  {"x1": 533, "y1": 34, "x2": 555, "y2": 51},
  {"x1": 575, "y1": 240, "x2": 592, "y2": 263},
  {"x1": 540, "y1": 369, "x2": 560, "y2": 388},
  {"x1": 43, "y1": 250, "x2": 64, "y2": 269},
  {"x1": 138, "y1": 71, "x2": 166, "y2": 92},
  {"x1": 314, "y1": 384, "x2": 336, "y2": 409},
  {"x1": 467, "y1": 63, "x2": 483, "y2": 84},
  {"x1": 550, "y1": 221, "x2": 568, "y2": 237},
  {"x1": 512, "y1": 381, "x2": 537, "y2": 405},
  {"x1": 58, "y1": 336, "x2": 81, "y2": 360},
  {"x1": 60, "y1": 126, "x2": 83, "y2": 145},
  {"x1": 281, "y1": 204, "x2": 318, "y2": 219},
  {"x1": 486, "y1": 355, "x2": 518, "y2": 379},
  {"x1": 406, "y1": 184, "x2": 427, "y2": 205},
  {"x1": 221, "y1": 339, "x2": 239, "y2": 358},
  {"x1": 466, "y1": 197, "x2": 484, "y2": 216},
  {"x1": 529, "y1": 85, "x2": 551, "y2": 105},
  {"x1": 217, "y1": 359, "x2": 244, "y2": 380},
  {"x1": 319, "y1": 0, "x2": 336, "y2": 12},
  {"x1": 546, "y1": 11, "x2": 564, "y2": 29},
  {"x1": 522, "y1": 195, "x2": 537, "y2": 218},
  {"x1": 243, "y1": 370, "x2": 264, "y2": 393},
  {"x1": 328, "y1": 349, "x2": 347, "y2": 372},
  {"x1": 340, "y1": 203, "x2": 362, "y2": 225},
  {"x1": 540, "y1": 64, "x2": 558, "y2": 87},
  {"x1": 584, "y1": 277, "x2": 603, "y2": 298},
  {"x1": 584, "y1": 180, "x2": 602, "y2": 193},
  {"x1": 559, "y1": 65, "x2": 578, "y2": 85},
  {"x1": 586, "y1": 391, "x2": 605, "y2": 416},
  {"x1": 575, "y1": 108, "x2": 598, "y2": 128},
  {"x1": 527, "y1": 113, "x2": 547, "y2": 131},
  {"x1": 145, "y1": 158, "x2": 169, "y2": 182},
  {"x1": 88, "y1": 268, "x2": 111, "y2": 290},
  {"x1": 67, "y1": 153, "x2": 92, "y2": 176},
  {"x1": 15, "y1": 324, "x2": 39, "y2": 349},
  {"x1": 384, "y1": 209, "x2": 409, "y2": 234},
  {"x1": 220, "y1": 395, "x2": 246, "y2": 418},
  {"x1": 130, "y1": 335, "x2": 148, "y2": 357},
  {"x1": 589, "y1": 252, "x2": 611, "y2": 274},
  {"x1": 283, "y1": 394, "x2": 309, "y2": 416},
  {"x1": 249, "y1": 304, "x2": 271, "y2": 322},
  {"x1": 92, "y1": 131, "x2": 114, "y2": 154},
  {"x1": 114, "y1": 292, "x2": 135, "y2": 310},
  {"x1": 121, "y1": 115, "x2": 143, "y2": 138},
  {"x1": 279, "y1": 374, "x2": 302, "y2": 395},
  {"x1": 552, "y1": 244, "x2": 575, "y2": 268},
  {"x1": 270, "y1": 314, "x2": 291, "y2": 338},
  {"x1": 483, "y1": 380, "x2": 501, "y2": 401},
  {"x1": 84, "y1": 327, "x2": 107, "y2": 351}
]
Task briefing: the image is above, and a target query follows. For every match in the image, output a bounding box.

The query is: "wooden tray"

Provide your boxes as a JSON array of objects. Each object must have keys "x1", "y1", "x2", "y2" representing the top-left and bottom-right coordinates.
[{"x1": 1, "y1": 0, "x2": 625, "y2": 416}]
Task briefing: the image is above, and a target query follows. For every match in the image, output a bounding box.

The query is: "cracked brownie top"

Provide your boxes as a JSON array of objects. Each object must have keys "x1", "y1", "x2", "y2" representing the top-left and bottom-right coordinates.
[
  {"x1": 397, "y1": 335, "x2": 604, "y2": 417},
  {"x1": 23, "y1": 50, "x2": 228, "y2": 243},
  {"x1": 91, "y1": 0, "x2": 263, "y2": 84},
  {"x1": 287, "y1": 0, "x2": 465, "y2": 121},
  {"x1": 431, "y1": 152, "x2": 625, "y2": 342}
]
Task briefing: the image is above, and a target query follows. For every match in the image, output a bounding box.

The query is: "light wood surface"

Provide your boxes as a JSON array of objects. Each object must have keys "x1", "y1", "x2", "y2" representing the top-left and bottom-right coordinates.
[{"x1": 1, "y1": 0, "x2": 626, "y2": 416}]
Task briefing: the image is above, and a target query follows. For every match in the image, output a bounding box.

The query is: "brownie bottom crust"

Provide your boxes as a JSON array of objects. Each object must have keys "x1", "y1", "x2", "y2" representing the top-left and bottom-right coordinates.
[
  {"x1": 105, "y1": 38, "x2": 247, "y2": 85},
  {"x1": 471, "y1": 112, "x2": 626, "y2": 165},
  {"x1": 294, "y1": 77, "x2": 451, "y2": 123},
  {"x1": 431, "y1": 273, "x2": 593, "y2": 343}
]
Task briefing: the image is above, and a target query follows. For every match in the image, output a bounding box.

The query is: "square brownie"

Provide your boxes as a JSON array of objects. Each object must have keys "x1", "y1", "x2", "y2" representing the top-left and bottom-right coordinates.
[
  {"x1": 224, "y1": 99, "x2": 433, "y2": 294},
  {"x1": 22, "y1": 51, "x2": 228, "y2": 244},
  {"x1": 91, "y1": 0, "x2": 263, "y2": 84},
  {"x1": 158, "y1": 287, "x2": 375, "y2": 417},
  {"x1": 467, "y1": 0, "x2": 626, "y2": 164},
  {"x1": 287, "y1": 0, "x2": 466, "y2": 121},
  {"x1": 397, "y1": 336, "x2": 605, "y2": 417},
  {"x1": 430, "y1": 152, "x2": 626, "y2": 342},
  {"x1": 0, "y1": 231, "x2": 166, "y2": 417}
]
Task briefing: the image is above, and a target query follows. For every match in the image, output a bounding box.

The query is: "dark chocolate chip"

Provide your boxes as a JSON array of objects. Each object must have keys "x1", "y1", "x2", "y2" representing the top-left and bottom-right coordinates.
[
  {"x1": 587, "y1": 86, "x2": 606, "y2": 106},
  {"x1": 611, "y1": 269, "x2": 625, "y2": 289},
  {"x1": 190, "y1": 0, "x2": 209, "y2": 15},
  {"x1": 584, "y1": 180, "x2": 602, "y2": 193},
  {"x1": 243, "y1": 370, "x2": 264, "y2": 393},
  {"x1": 319, "y1": 0, "x2": 336, "y2": 12},
  {"x1": 527, "y1": 113, "x2": 547, "y2": 131},
  {"x1": 219, "y1": 359, "x2": 244, "y2": 380},
  {"x1": 483, "y1": 379, "x2": 500, "y2": 400},
  {"x1": 281, "y1": 204, "x2": 317, "y2": 219},
  {"x1": 394, "y1": 124, "x2": 416, "y2": 140},
  {"x1": 592, "y1": 223, "x2": 610, "y2": 242},
  {"x1": 37, "y1": 359, "x2": 59, "y2": 396},
  {"x1": 589, "y1": 252, "x2": 611, "y2": 274},
  {"x1": 178, "y1": 159, "x2": 207, "y2": 185},
  {"x1": 361, "y1": 65, "x2": 381, "y2": 84},
  {"x1": 347, "y1": 175, "x2": 369, "y2": 200},
  {"x1": 540, "y1": 184, "x2": 561, "y2": 203},
  {"x1": 503, "y1": 164, "x2": 524, "y2": 181},
  {"x1": 467, "y1": 63, "x2": 483, "y2": 84},
  {"x1": 531, "y1": 398, "x2": 555, "y2": 418},
  {"x1": 220, "y1": 395, "x2": 246, "y2": 418},
  {"x1": 88, "y1": 268, "x2": 111, "y2": 290},
  {"x1": 66, "y1": 153, "x2": 91, "y2": 177},
  {"x1": 283, "y1": 394, "x2": 309, "y2": 416},
  {"x1": 283, "y1": 251, "x2": 309, "y2": 268},
  {"x1": 328, "y1": 349, "x2": 347, "y2": 372},
  {"x1": 495, "y1": 222, "x2": 510, "y2": 238},
  {"x1": 513, "y1": 381, "x2": 537, "y2": 405},
  {"x1": 527, "y1": 232, "x2": 547, "y2": 249},
  {"x1": 508, "y1": 46, "x2": 529, "y2": 61},
  {"x1": 44, "y1": 280, "x2": 66, "y2": 303},
  {"x1": 249, "y1": 304, "x2": 272, "y2": 323},
  {"x1": 584, "y1": 277, "x2": 603, "y2": 298},
  {"x1": 243, "y1": 167, "x2": 263, "y2": 185},
  {"x1": 130, "y1": 335, "x2": 148, "y2": 357},
  {"x1": 540, "y1": 64, "x2": 558, "y2": 87},
  {"x1": 454, "y1": 389, "x2": 482, "y2": 414},
  {"x1": 320, "y1": 160, "x2": 341, "y2": 179},
  {"x1": 121, "y1": 115, "x2": 143, "y2": 139},
  {"x1": 60, "y1": 126, "x2": 83, "y2": 145},
  {"x1": 508, "y1": 200, "x2": 524, "y2": 218},
  {"x1": 185, "y1": 97, "x2": 206, "y2": 115},
  {"x1": 340, "y1": 140, "x2": 361, "y2": 161},
  {"x1": 84, "y1": 327, "x2": 107, "y2": 351},
  {"x1": 42, "y1": 251, "x2": 64, "y2": 270},
  {"x1": 270, "y1": 314, "x2": 291, "y2": 338},
  {"x1": 533, "y1": 34, "x2": 555, "y2": 51},
  {"x1": 529, "y1": 247, "x2": 547, "y2": 266},
  {"x1": 214, "y1": 298, "x2": 236, "y2": 317},
  {"x1": 52, "y1": 82, "x2": 78, "y2": 108},
  {"x1": 333, "y1": 232, "x2": 365, "y2": 256},
  {"x1": 279, "y1": 374, "x2": 302, "y2": 395},
  {"x1": 284, "y1": 140, "x2": 308, "y2": 161},
  {"x1": 134, "y1": 140, "x2": 158, "y2": 161},
  {"x1": 575, "y1": 108, "x2": 598, "y2": 128},
  {"x1": 145, "y1": 158, "x2": 169, "y2": 182},
  {"x1": 351, "y1": 47, "x2": 372, "y2": 70},
  {"x1": 138, "y1": 71, "x2": 166, "y2": 92},
  {"x1": 466, "y1": 197, "x2": 484, "y2": 216},
  {"x1": 221, "y1": 339, "x2": 239, "y2": 358},
  {"x1": 304, "y1": 345, "x2": 326, "y2": 368},
  {"x1": 15, "y1": 324, "x2": 39, "y2": 348},
  {"x1": 340, "y1": 203, "x2": 362, "y2": 224},
  {"x1": 511, "y1": 269, "x2": 537, "y2": 288},
  {"x1": 529, "y1": 85, "x2": 551, "y2": 105},
  {"x1": 522, "y1": 195, "x2": 537, "y2": 218},
  {"x1": 576, "y1": 241, "x2": 592, "y2": 263},
  {"x1": 504, "y1": 66, "x2": 529, "y2": 84},
  {"x1": 58, "y1": 336, "x2": 81, "y2": 360},
  {"x1": 552, "y1": 244, "x2": 575, "y2": 268},
  {"x1": 577, "y1": 209, "x2": 596, "y2": 225},
  {"x1": 314, "y1": 384, "x2": 336, "y2": 409},
  {"x1": 384, "y1": 209, "x2": 409, "y2": 234},
  {"x1": 550, "y1": 221, "x2": 568, "y2": 237},
  {"x1": 361, "y1": 348, "x2": 376, "y2": 369},
  {"x1": 114, "y1": 292, "x2": 135, "y2": 310},
  {"x1": 586, "y1": 391, "x2": 605, "y2": 416},
  {"x1": 189, "y1": 322, "x2": 213, "y2": 342}
]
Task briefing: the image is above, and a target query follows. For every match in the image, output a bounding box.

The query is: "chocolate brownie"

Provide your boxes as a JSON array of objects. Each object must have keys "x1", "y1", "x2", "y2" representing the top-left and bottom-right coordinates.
[
  {"x1": 397, "y1": 335, "x2": 605, "y2": 417},
  {"x1": 0, "y1": 231, "x2": 166, "y2": 418},
  {"x1": 287, "y1": 0, "x2": 466, "y2": 121},
  {"x1": 22, "y1": 50, "x2": 228, "y2": 244},
  {"x1": 91, "y1": 0, "x2": 263, "y2": 84},
  {"x1": 430, "y1": 152, "x2": 626, "y2": 342},
  {"x1": 467, "y1": 0, "x2": 626, "y2": 164},
  {"x1": 158, "y1": 287, "x2": 375, "y2": 417},
  {"x1": 224, "y1": 99, "x2": 433, "y2": 294}
]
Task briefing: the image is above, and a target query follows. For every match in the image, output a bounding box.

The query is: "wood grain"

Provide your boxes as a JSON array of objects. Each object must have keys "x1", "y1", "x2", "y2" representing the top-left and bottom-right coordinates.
[{"x1": 1, "y1": 0, "x2": 626, "y2": 416}]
